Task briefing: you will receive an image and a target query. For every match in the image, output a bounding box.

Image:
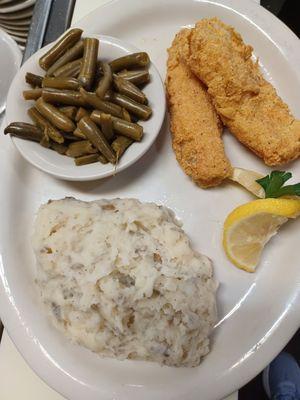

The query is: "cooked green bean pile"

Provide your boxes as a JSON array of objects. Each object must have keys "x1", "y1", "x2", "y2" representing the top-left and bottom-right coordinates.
[{"x1": 5, "y1": 28, "x2": 152, "y2": 167}]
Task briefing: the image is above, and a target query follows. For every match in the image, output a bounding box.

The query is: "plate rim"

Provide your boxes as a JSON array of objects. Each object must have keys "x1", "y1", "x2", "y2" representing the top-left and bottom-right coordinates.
[{"x1": 1, "y1": 1, "x2": 300, "y2": 400}]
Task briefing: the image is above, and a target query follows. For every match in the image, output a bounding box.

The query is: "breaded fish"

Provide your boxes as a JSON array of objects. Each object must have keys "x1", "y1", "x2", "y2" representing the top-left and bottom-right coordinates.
[
  {"x1": 181, "y1": 18, "x2": 300, "y2": 166},
  {"x1": 166, "y1": 29, "x2": 232, "y2": 188}
]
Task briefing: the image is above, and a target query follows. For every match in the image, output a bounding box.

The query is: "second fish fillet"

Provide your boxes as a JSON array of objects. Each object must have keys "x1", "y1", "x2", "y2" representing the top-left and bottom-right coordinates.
[{"x1": 182, "y1": 18, "x2": 300, "y2": 166}]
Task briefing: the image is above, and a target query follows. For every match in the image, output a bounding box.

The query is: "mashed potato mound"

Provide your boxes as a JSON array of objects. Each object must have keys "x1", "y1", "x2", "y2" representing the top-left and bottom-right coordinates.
[{"x1": 33, "y1": 198, "x2": 217, "y2": 367}]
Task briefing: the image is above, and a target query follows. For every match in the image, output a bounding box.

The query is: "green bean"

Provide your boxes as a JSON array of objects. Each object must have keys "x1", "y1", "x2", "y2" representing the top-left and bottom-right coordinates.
[
  {"x1": 46, "y1": 40, "x2": 84, "y2": 76},
  {"x1": 42, "y1": 77, "x2": 80, "y2": 90},
  {"x1": 96, "y1": 60, "x2": 104, "y2": 76},
  {"x1": 75, "y1": 107, "x2": 90, "y2": 122},
  {"x1": 116, "y1": 69, "x2": 150, "y2": 86},
  {"x1": 66, "y1": 140, "x2": 98, "y2": 157},
  {"x1": 42, "y1": 89, "x2": 86, "y2": 107},
  {"x1": 50, "y1": 142, "x2": 68, "y2": 155},
  {"x1": 110, "y1": 116, "x2": 143, "y2": 141},
  {"x1": 28, "y1": 107, "x2": 64, "y2": 144},
  {"x1": 122, "y1": 108, "x2": 131, "y2": 122},
  {"x1": 80, "y1": 87, "x2": 123, "y2": 118},
  {"x1": 90, "y1": 62, "x2": 103, "y2": 89},
  {"x1": 89, "y1": 110, "x2": 102, "y2": 125},
  {"x1": 40, "y1": 129, "x2": 51, "y2": 148},
  {"x1": 114, "y1": 75, "x2": 147, "y2": 104},
  {"x1": 98, "y1": 154, "x2": 108, "y2": 164},
  {"x1": 23, "y1": 88, "x2": 42, "y2": 100},
  {"x1": 35, "y1": 98, "x2": 76, "y2": 133},
  {"x1": 39, "y1": 28, "x2": 83, "y2": 70},
  {"x1": 96, "y1": 62, "x2": 112, "y2": 98},
  {"x1": 109, "y1": 52, "x2": 150, "y2": 73},
  {"x1": 4, "y1": 122, "x2": 44, "y2": 142},
  {"x1": 111, "y1": 136, "x2": 133, "y2": 160},
  {"x1": 53, "y1": 58, "x2": 82, "y2": 78},
  {"x1": 74, "y1": 153, "x2": 99, "y2": 166},
  {"x1": 47, "y1": 131, "x2": 68, "y2": 155},
  {"x1": 108, "y1": 92, "x2": 152, "y2": 120},
  {"x1": 99, "y1": 113, "x2": 114, "y2": 141},
  {"x1": 73, "y1": 127, "x2": 86, "y2": 139},
  {"x1": 90, "y1": 110, "x2": 143, "y2": 141},
  {"x1": 25, "y1": 72, "x2": 43, "y2": 87},
  {"x1": 103, "y1": 90, "x2": 113, "y2": 101},
  {"x1": 78, "y1": 116, "x2": 116, "y2": 163},
  {"x1": 61, "y1": 131, "x2": 81, "y2": 141},
  {"x1": 58, "y1": 106, "x2": 77, "y2": 120},
  {"x1": 78, "y1": 38, "x2": 99, "y2": 90}
]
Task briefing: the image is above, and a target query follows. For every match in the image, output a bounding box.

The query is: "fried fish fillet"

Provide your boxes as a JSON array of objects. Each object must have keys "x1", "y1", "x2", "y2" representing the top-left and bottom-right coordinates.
[
  {"x1": 181, "y1": 18, "x2": 300, "y2": 166},
  {"x1": 166, "y1": 29, "x2": 232, "y2": 188}
]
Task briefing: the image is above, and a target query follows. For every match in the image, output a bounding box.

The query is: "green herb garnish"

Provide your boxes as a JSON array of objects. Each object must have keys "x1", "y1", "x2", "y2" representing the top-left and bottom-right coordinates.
[{"x1": 256, "y1": 171, "x2": 300, "y2": 198}]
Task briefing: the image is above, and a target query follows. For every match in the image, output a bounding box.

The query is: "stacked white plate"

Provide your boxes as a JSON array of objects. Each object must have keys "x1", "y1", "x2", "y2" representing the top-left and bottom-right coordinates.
[{"x1": 0, "y1": 0, "x2": 35, "y2": 50}]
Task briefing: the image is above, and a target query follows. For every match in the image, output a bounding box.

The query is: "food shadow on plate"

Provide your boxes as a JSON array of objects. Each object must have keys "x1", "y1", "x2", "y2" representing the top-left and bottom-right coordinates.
[{"x1": 62, "y1": 113, "x2": 169, "y2": 194}]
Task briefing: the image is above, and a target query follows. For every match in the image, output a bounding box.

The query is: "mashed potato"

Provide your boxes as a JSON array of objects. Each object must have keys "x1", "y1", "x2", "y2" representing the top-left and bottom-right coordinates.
[{"x1": 33, "y1": 198, "x2": 217, "y2": 367}]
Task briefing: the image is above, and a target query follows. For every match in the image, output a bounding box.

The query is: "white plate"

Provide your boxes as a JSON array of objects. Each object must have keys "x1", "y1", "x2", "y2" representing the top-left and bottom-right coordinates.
[
  {"x1": 0, "y1": 22, "x2": 29, "y2": 31},
  {"x1": 0, "y1": 27, "x2": 21, "y2": 113},
  {"x1": 0, "y1": 1, "x2": 300, "y2": 400},
  {"x1": 6, "y1": 34, "x2": 166, "y2": 181},
  {"x1": 2, "y1": 26, "x2": 27, "y2": 37},
  {"x1": 0, "y1": 6, "x2": 33, "y2": 19},
  {"x1": 0, "y1": 0, "x2": 35, "y2": 13}
]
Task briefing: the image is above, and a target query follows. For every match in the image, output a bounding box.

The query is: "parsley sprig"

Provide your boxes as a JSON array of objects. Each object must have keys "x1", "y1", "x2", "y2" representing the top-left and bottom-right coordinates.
[{"x1": 256, "y1": 171, "x2": 300, "y2": 198}]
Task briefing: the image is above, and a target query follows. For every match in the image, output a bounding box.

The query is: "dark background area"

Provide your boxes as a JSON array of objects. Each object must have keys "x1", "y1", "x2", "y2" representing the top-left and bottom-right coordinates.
[
  {"x1": 240, "y1": 3, "x2": 299, "y2": 398},
  {"x1": 240, "y1": 330, "x2": 300, "y2": 399},
  {"x1": 261, "y1": 0, "x2": 300, "y2": 37}
]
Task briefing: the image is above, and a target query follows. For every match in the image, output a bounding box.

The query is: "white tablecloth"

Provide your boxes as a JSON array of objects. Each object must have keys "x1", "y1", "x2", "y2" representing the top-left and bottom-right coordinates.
[{"x1": 0, "y1": 0, "x2": 260, "y2": 398}]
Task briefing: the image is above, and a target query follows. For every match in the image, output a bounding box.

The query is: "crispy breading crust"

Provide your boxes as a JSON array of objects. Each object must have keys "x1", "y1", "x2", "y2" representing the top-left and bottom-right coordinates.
[
  {"x1": 182, "y1": 18, "x2": 300, "y2": 166},
  {"x1": 166, "y1": 29, "x2": 232, "y2": 188}
]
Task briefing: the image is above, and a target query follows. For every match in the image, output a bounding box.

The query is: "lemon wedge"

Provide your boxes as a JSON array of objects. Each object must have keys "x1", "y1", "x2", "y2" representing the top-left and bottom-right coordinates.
[
  {"x1": 229, "y1": 167, "x2": 265, "y2": 198},
  {"x1": 223, "y1": 198, "x2": 300, "y2": 272}
]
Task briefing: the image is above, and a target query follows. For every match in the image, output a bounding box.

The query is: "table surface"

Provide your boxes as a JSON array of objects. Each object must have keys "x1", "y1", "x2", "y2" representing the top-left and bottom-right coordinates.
[{"x1": 0, "y1": 0, "x2": 266, "y2": 399}]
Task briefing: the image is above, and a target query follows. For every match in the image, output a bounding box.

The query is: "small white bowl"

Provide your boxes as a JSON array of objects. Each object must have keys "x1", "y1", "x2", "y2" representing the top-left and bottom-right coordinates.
[{"x1": 6, "y1": 34, "x2": 166, "y2": 181}]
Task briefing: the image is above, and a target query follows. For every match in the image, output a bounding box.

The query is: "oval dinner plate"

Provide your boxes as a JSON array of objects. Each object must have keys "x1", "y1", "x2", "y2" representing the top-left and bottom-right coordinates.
[
  {"x1": 0, "y1": 1, "x2": 300, "y2": 400},
  {"x1": 0, "y1": 0, "x2": 35, "y2": 14}
]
